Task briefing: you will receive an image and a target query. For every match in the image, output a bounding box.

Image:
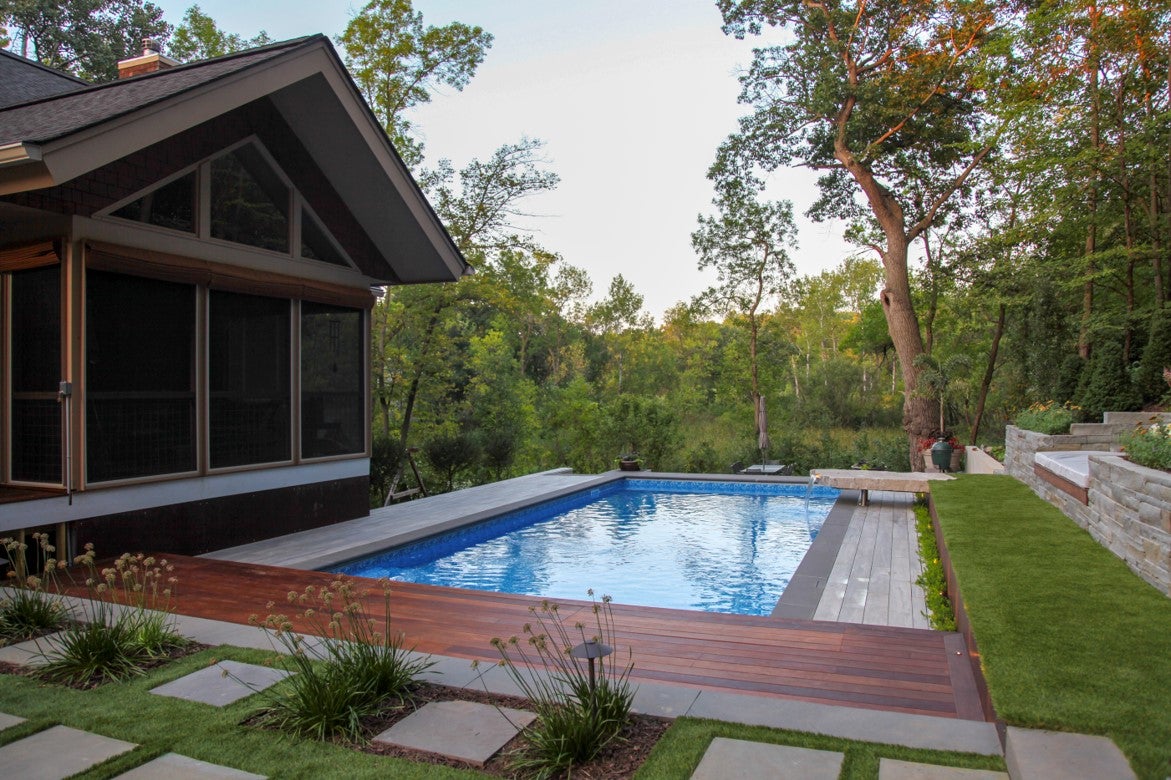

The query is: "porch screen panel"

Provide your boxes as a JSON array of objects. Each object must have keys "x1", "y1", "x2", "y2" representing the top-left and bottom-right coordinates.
[
  {"x1": 209, "y1": 291, "x2": 290, "y2": 468},
  {"x1": 300, "y1": 302, "x2": 363, "y2": 458},
  {"x1": 85, "y1": 270, "x2": 195, "y2": 481},
  {"x1": 11, "y1": 265, "x2": 60, "y2": 483}
]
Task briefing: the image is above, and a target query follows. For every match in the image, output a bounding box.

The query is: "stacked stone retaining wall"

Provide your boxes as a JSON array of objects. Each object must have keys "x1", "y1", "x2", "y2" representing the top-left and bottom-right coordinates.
[{"x1": 1005, "y1": 417, "x2": 1171, "y2": 596}]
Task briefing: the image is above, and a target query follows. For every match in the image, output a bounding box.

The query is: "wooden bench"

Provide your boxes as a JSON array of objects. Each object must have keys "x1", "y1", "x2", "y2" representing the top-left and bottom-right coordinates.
[{"x1": 810, "y1": 469, "x2": 954, "y2": 506}]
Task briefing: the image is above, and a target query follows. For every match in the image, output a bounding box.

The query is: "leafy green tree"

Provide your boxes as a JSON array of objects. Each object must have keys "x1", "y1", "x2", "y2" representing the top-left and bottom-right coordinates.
[
  {"x1": 337, "y1": 0, "x2": 492, "y2": 168},
  {"x1": 692, "y1": 182, "x2": 796, "y2": 445},
  {"x1": 423, "y1": 431, "x2": 480, "y2": 492},
  {"x1": 1136, "y1": 309, "x2": 1171, "y2": 404},
  {"x1": 168, "y1": 4, "x2": 270, "y2": 61},
  {"x1": 1077, "y1": 332, "x2": 1142, "y2": 417},
  {"x1": 0, "y1": 0, "x2": 170, "y2": 81},
  {"x1": 714, "y1": 0, "x2": 1010, "y2": 466}
]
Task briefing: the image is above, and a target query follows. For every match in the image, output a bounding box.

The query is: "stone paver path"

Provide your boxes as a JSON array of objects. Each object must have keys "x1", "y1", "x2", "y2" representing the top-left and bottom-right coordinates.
[
  {"x1": 814, "y1": 491, "x2": 930, "y2": 629},
  {"x1": 0, "y1": 711, "x2": 27, "y2": 731},
  {"x1": 373, "y1": 700, "x2": 536, "y2": 766},
  {"x1": 1005, "y1": 726, "x2": 1137, "y2": 780},
  {"x1": 690, "y1": 738, "x2": 844, "y2": 779},
  {"x1": 879, "y1": 757, "x2": 1009, "y2": 779},
  {"x1": 0, "y1": 724, "x2": 137, "y2": 778},
  {"x1": 114, "y1": 752, "x2": 266, "y2": 779},
  {"x1": 149, "y1": 660, "x2": 290, "y2": 707}
]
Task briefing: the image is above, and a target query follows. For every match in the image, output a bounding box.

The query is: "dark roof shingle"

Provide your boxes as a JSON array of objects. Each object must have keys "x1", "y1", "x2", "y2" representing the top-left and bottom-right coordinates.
[
  {"x1": 0, "y1": 36, "x2": 319, "y2": 147},
  {"x1": 0, "y1": 49, "x2": 87, "y2": 110}
]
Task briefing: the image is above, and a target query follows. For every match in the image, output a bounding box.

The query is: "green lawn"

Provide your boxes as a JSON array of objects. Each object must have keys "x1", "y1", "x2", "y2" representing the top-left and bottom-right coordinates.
[{"x1": 931, "y1": 475, "x2": 1171, "y2": 780}]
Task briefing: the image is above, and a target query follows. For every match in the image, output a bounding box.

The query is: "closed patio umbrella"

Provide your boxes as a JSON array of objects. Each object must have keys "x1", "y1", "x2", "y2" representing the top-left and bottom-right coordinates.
[{"x1": 755, "y1": 395, "x2": 770, "y2": 454}]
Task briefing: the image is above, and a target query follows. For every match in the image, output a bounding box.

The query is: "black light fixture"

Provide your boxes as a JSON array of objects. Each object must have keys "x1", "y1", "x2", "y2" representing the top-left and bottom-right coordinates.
[{"x1": 569, "y1": 638, "x2": 613, "y2": 693}]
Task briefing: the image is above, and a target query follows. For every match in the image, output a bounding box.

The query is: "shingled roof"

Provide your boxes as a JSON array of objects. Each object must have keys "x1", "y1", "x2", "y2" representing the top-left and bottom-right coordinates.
[
  {"x1": 0, "y1": 49, "x2": 88, "y2": 109},
  {"x1": 0, "y1": 36, "x2": 318, "y2": 147}
]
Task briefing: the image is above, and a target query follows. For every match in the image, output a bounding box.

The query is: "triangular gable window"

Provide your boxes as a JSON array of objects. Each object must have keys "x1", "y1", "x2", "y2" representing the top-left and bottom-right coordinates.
[
  {"x1": 300, "y1": 207, "x2": 348, "y2": 267},
  {"x1": 110, "y1": 171, "x2": 196, "y2": 233},
  {"x1": 210, "y1": 143, "x2": 289, "y2": 253},
  {"x1": 103, "y1": 139, "x2": 355, "y2": 271}
]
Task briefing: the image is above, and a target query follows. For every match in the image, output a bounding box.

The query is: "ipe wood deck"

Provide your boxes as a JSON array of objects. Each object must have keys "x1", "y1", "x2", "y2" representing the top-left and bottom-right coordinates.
[{"x1": 149, "y1": 555, "x2": 988, "y2": 721}]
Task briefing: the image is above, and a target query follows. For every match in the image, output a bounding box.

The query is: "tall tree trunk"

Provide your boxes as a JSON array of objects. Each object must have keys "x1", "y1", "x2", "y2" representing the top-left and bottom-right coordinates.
[
  {"x1": 970, "y1": 303, "x2": 1005, "y2": 445},
  {"x1": 835, "y1": 129, "x2": 935, "y2": 468},
  {"x1": 922, "y1": 230, "x2": 938, "y2": 356},
  {"x1": 397, "y1": 305, "x2": 443, "y2": 449}
]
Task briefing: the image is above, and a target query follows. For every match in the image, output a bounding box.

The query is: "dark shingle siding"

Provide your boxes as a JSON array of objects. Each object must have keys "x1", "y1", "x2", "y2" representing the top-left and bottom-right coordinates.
[
  {"x1": 0, "y1": 50, "x2": 88, "y2": 109},
  {"x1": 0, "y1": 36, "x2": 319, "y2": 146}
]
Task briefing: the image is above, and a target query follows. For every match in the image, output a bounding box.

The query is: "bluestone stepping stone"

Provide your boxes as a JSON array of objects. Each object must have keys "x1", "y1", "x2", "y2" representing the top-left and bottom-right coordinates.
[
  {"x1": 0, "y1": 711, "x2": 27, "y2": 731},
  {"x1": 115, "y1": 752, "x2": 267, "y2": 779},
  {"x1": 0, "y1": 631, "x2": 67, "y2": 667},
  {"x1": 372, "y1": 700, "x2": 536, "y2": 766},
  {"x1": 1005, "y1": 726, "x2": 1137, "y2": 780},
  {"x1": 149, "y1": 660, "x2": 291, "y2": 707},
  {"x1": 0, "y1": 724, "x2": 137, "y2": 778},
  {"x1": 879, "y1": 757, "x2": 1008, "y2": 779},
  {"x1": 690, "y1": 738, "x2": 843, "y2": 779}
]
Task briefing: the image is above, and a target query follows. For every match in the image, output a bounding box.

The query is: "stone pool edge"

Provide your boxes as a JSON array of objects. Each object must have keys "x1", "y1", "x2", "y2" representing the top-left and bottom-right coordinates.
[{"x1": 771, "y1": 490, "x2": 861, "y2": 620}]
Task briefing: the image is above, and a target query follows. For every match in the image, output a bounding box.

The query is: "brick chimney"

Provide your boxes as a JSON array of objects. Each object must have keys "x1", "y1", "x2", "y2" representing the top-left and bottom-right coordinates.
[{"x1": 117, "y1": 38, "x2": 179, "y2": 79}]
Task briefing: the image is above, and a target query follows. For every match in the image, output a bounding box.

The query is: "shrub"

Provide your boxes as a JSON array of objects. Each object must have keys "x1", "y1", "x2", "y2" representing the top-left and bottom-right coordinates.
[
  {"x1": 252, "y1": 578, "x2": 432, "y2": 742},
  {"x1": 37, "y1": 547, "x2": 186, "y2": 685},
  {"x1": 0, "y1": 533, "x2": 66, "y2": 643},
  {"x1": 1014, "y1": 401, "x2": 1075, "y2": 435},
  {"x1": 1136, "y1": 309, "x2": 1171, "y2": 404},
  {"x1": 1121, "y1": 420, "x2": 1171, "y2": 472},
  {"x1": 489, "y1": 592, "x2": 633, "y2": 779},
  {"x1": 1077, "y1": 334, "x2": 1142, "y2": 417}
]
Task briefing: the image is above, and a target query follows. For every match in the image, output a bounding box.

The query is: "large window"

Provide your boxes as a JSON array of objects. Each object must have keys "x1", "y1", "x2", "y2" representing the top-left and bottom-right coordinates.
[
  {"x1": 209, "y1": 291, "x2": 290, "y2": 468},
  {"x1": 86, "y1": 271, "x2": 195, "y2": 482},
  {"x1": 210, "y1": 143, "x2": 290, "y2": 253},
  {"x1": 300, "y1": 302, "x2": 363, "y2": 458},
  {"x1": 10, "y1": 265, "x2": 61, "y2": 483}
]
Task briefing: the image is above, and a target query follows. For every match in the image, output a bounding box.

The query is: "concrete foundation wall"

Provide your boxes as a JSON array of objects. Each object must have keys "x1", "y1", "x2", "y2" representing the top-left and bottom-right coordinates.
[{"x1": 1006, "y1": 423, "x2": 1171, "y2": 596}]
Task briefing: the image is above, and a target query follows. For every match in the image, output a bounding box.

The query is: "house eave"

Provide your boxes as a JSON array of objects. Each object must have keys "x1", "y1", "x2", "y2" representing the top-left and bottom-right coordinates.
[
  {"x1": 13, "y1": 40, "x2": 467, "y2": 285},
  {"x1": 0, "y1": 142, "x2": 42, "y2": 167}
]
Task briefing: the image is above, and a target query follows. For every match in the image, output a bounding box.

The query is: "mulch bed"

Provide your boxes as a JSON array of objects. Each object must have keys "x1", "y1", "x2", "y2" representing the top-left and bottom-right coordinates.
[
  {"x1": 0, "y1": 639, "x2": 209, "y2": 689},
  {"x1": 357, "y1": 682, "x2": 670, "y2": 779}
]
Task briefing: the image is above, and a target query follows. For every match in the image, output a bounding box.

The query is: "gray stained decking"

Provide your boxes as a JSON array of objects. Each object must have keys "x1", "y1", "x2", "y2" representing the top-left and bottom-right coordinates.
[{"x1": 814, "y1": 491, "x2": 930, "y2": 630}]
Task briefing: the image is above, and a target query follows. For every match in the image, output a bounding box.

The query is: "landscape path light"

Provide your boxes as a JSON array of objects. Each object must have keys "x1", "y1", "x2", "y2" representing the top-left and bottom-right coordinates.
[{"x1": 569, "y1": 638, "x2": 613, "y2": 694}]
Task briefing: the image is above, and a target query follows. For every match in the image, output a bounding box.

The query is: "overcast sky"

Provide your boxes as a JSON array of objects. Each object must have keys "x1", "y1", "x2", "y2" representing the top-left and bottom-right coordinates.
[{"x1": 151, "y1": 0, "x2": 853, "y2": 319}]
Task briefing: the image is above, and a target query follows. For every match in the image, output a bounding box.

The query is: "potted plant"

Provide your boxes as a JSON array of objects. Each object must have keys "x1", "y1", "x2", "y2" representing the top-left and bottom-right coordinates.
[
  {"x1": 616, "y1": 453, "x2": 643, "y2": 472},
  {"x1": 913, "y1": 354, "x2": 971, "y2": 471}
]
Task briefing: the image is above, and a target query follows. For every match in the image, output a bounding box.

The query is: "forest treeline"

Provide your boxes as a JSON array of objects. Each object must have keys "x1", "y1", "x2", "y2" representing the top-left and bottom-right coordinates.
[{"x1": 5, "y1": 1, "x2": 1169, "y2": 501}]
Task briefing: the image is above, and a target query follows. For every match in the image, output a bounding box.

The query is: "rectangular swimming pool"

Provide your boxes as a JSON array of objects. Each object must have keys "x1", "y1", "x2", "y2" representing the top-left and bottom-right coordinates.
[{"x1": 330, "y1": 478, "x2": 839, "y2": 616}]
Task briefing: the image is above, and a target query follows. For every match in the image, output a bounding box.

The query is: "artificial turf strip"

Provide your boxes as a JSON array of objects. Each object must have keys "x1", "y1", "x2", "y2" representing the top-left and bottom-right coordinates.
[
  {"x1": 0, "y1": 646, "x2": 479, "y2": 779},
  {"x1": 632, "y1": 718, "x2": 1005, "y2": 780},
  {"x1": 931, "y1": 475, "x2": 1171, "y2": 780}
]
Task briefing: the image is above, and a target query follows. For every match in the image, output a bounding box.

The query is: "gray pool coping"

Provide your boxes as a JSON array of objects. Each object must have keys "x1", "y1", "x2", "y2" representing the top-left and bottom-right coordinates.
[{"x1": 772, "y1": 489, "x2": 861, "y2": 619}]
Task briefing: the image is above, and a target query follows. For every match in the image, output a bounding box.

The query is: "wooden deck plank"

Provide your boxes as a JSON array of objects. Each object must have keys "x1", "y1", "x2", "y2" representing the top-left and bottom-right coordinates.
[{"x1": 121, "y1": 555, "x2": 988, "y2": 721}]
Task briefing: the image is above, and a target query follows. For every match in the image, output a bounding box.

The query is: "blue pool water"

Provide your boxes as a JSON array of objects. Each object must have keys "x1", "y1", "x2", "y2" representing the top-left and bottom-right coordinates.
[{"x1": 331, "y1": 479, "x2": 840, "y2": 616}]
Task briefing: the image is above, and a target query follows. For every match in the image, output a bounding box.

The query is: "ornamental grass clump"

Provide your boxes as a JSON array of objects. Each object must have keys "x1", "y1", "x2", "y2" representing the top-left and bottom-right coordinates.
[
  {"x1": 250, "y1": 577, "x2": 432, "y2": 742},
  {"x1": 489, "y1": 591, "x2": 634, "y2": 779},
  {"x1": 1013, "y1": 401, "x2": 1076, "y2": 434},
  {"x1": 1121, "y1": 419, "x2": 1171, "y2": 471},
  {"x1": 0, "y1": 533, "x2": 67, "y2": 644},
  {"x1": 37, "y1": 546, "x2": 187, "y2": 686}
]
